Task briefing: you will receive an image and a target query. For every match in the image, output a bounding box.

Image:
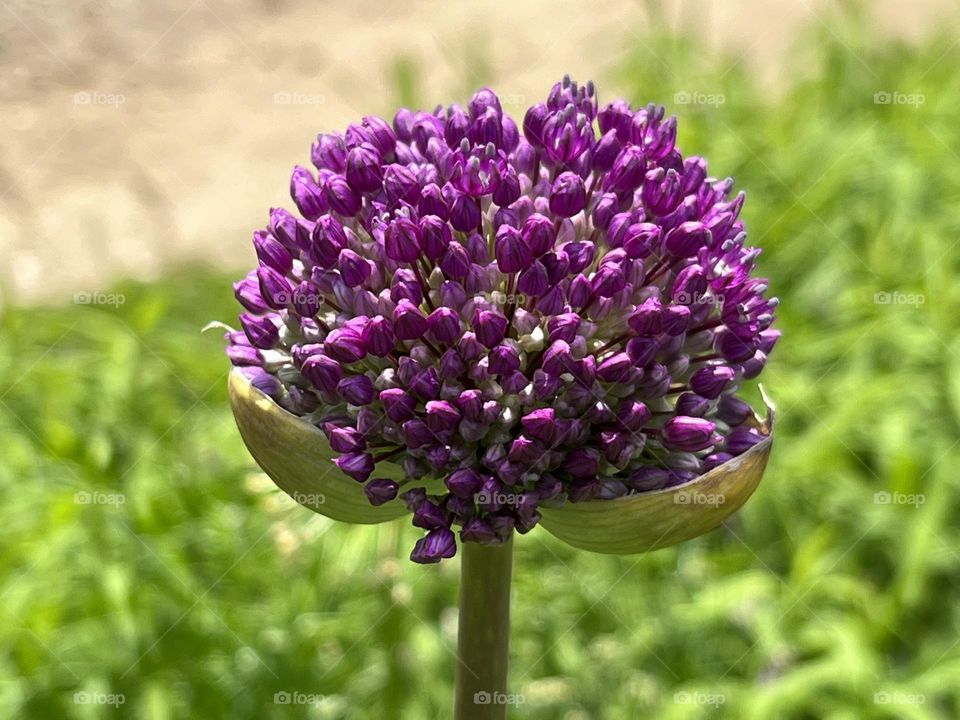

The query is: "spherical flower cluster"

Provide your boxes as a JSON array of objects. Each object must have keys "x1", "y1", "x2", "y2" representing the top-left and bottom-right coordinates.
[{"x1": 226, "y1": 76, "x2": 779, "y2": 563}]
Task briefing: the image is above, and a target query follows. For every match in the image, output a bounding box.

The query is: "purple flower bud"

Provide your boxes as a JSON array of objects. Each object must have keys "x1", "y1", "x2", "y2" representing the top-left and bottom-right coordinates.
[
  {"x1": 549, "y1": 172, "x2": 586, "y2": 217},
  {"x1": 625, "y1": 337, "x2": 659, "y2": 367},
  {"x1": 662, "y1": 416, "x2": 717, "y2": 452},
  {"x1": 488, "y1": 344, "x2": 521, "y2": 375},
  {"x1": 741, "y1": 350, "x2": 768, "y2": 379},
  {"x1": 626, "y1": 467, "x2": 671, "y2": 491},
  {"x1": 227, "y1": 342, "x2": 261, "y2": 366},
  {"x1": 564, "y1": 241, "x2": 595, "y2": 274},
  {"x1": 326, "y1": 425, "x2": 366, "y2": 453},
  {"x1": 597, "y1": 352, "x2": 633, "y2": 382},
  {"x1": 460, "y1": 517, "x2": 497, "y2": 544},
  {"x1": 541, "y1": 339, "x2": 573, "y2": 376},
  {"x1": 338, "y1": 374, "x2": 375, "y2": 405},
  {"x1": 338, "y1": 248, "x2": 371, "y2": 287},
  {"x1": 614, "y1": 400, "x2": 649, "y2": 432},
  {"x1": 662, "y1": 305, "x2": 691, "y2": 335},
  {"x1": 623, "y1": 223, "x2": 662, "y2": 259},
  {"x1": 520, "y1": 408, "x2": 555, "y2": 444},
  {"x1": 394, "y1": 299, "x2": 429, "y2": 340},
  {"x1": 472, "y1": 310, "x2": 508, "y2": 349},
  {"x1": 435, "y1": 348, "x2": 464, "y2": 380},
  {"x1": 384, "y1": 217, "x2": 420, "y2": 263},
  {"x1": 425, "y1": 307, "x2": 460, "y2": 344},
  {"x1": 493, "y1": 166, "x2": 521, "y2": 206},
  {"x1": 690, "y1": 365, "x2": 735, "y2": 399},
  {"x1": 254, "y1": 231, "x2": 294, "y2": 274},
  {"x1": 239, "y1": 366, "x2": 283, "y2": 399},
  {"x1": 324, "y1": 175, "x2": 361, "y2": 216},
  {"x1": 361, "y1": 316, "x2": 395, "y2": 357},
  {"x1": 672, "y1": 265, "x2": 708, "y2": 304},
  {"x1": 702, "y1": 452, "x2": 733, "y2": 472},
  {"x1": 546, "y1": 313, "x2": 580, "y2": 343},
  {"x1": 494, "y1": 225, "x2": 532, "y2": 273},
  {"x1": 412, "y1": 499, "x2": 447, "y2": 530},
  {"x1": 717, "y1": 395, "x2": 753, "y2": 425},
  {"x1": 383, "y1": 164, "x2": 421, "y2": 205},
  {"x1": 446, "y1": 468, "x2": 483, "y2": 499},
  {"x1": 592, "y1": 263, "x2": 627, "y2": 298},
  {"x1": 411, "y1": 366, "x2": 440, "y2": 399},
  {"x1": 665, "y1": 221, "x2": 711, "y2": 257},
  {"x1": 234, "y1": 272, "x2": 270, "y2": 314},
  {"x1": 642, "y1": 167, "x2": 683, "y2": 216},
  {"x1": 520, "y1": 214, "x2": 555, "y2": 257},
  {"x1": 312, "y1": 133, "x2": 347, "y2": 172},
  {"x1": 300, "y1": 353, "x2": 342, "y2": 395},
  {"x1": 508, "y1": 435, "x2": 543, "y2": 463},
  {"x1": 726, "y1": 426, "x2": 765, "y2": 454},
  {"x1": 671, "y1": 393, "x2": 707, "y2": 418},
  {"x1": 440, "y1": 241, "x2": 471, "y2": 280},
  {"x1": 334, "y1": 451, "x2": 375, "y2": 482},
  {"x1": 239, "y1": 312, "x2": 280, "y2": 349},
  {"x1": 402, "y1": 419, "x2": 434, "y2": 449},
  {"x1": 310, "y1": 215, "x2": 346, "y2": 268},
  {"x1": 291, "y1": 166, "x2": 327, "y2": 220},
  {"x1": 345, "y1": 143, "x2": 383, "y2": 192},
  {"x1": 417, "y1": 214, "x2": 452, "y2": 261},
  {"x1": 448, "y1": 188, "x2": 481, "y2": 232},
  {"x1": 605, "y1": 145, "x2": 646, "y2": 194},
  {"x1": 324, "y1": 328, "x2": 367, "y2": 363},
  {"x1": 501, "y1": 370, "x2": 529, "y2": 394},
  {"x1": 592, "y1": 192, "x2": 621, "y2": 231},
  {"x1": 758, "y1": 329, "x2": 781, "y2": 353},
  {"x1": 364, "y1": 479, "x2": 399, "y2": 506},
  {"x1": 567, "y1": 274, "x2": 592, "y2": 310},
  {"x1": 456, "y1": 389, "x2": 484, "y2": 421},
  {"x1": 410, "y1": 528, "x2": 457, "y2": 563},
  {"x1": 380, "y1": 388, "x2": 416, "y2": 423},
  {"x1": 517, "y1": 261, "x2": 549, "y2": 297},
  {"x1": 564, "y1": 445, "x2": 600, "y2": 478},
  {"x1": 256, "y1": 266, "x2": 293, "y2": 310},
  {"x1": 715, "y1": 328, "x2": 758, "y2": 362},
  {"x1": 458, "y1": 332, "x2": 484, "y2": 361},
  {"x1": 426, "y1": 400, "x2": 461, "y2": 431}
]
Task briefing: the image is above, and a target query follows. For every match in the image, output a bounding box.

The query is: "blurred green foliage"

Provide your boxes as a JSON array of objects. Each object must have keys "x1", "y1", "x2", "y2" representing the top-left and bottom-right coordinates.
[{"x1": 3, "y1": 12, "x2": 960, "y2": 720}]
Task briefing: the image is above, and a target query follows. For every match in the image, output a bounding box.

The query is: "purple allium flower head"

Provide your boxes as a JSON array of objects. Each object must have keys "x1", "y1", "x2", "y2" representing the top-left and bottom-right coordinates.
[{"x1": 226, "y1": 76, "x2": 779, "y2": 562}]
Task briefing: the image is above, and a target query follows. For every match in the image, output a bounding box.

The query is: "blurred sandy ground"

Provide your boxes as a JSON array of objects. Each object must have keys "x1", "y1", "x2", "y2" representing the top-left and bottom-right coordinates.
[{"x1": 0, "y1": 0, "x2": 953, "y2": 304}]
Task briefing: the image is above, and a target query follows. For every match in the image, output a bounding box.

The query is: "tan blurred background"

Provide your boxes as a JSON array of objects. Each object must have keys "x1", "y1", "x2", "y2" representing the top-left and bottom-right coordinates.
[{"x1": 0, "y1": 0, "x2": 953, "y2": 304}]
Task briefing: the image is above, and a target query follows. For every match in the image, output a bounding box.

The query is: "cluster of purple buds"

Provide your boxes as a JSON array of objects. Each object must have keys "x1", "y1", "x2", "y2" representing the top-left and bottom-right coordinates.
[{"x1": 227, "y1": 76, "x2": 779, "y2": 563}]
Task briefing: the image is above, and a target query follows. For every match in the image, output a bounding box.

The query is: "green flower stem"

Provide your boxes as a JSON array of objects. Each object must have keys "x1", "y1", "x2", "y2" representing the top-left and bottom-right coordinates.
[{"x1": 454, "y1": 538, "x2": 513, "y2": 720}]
